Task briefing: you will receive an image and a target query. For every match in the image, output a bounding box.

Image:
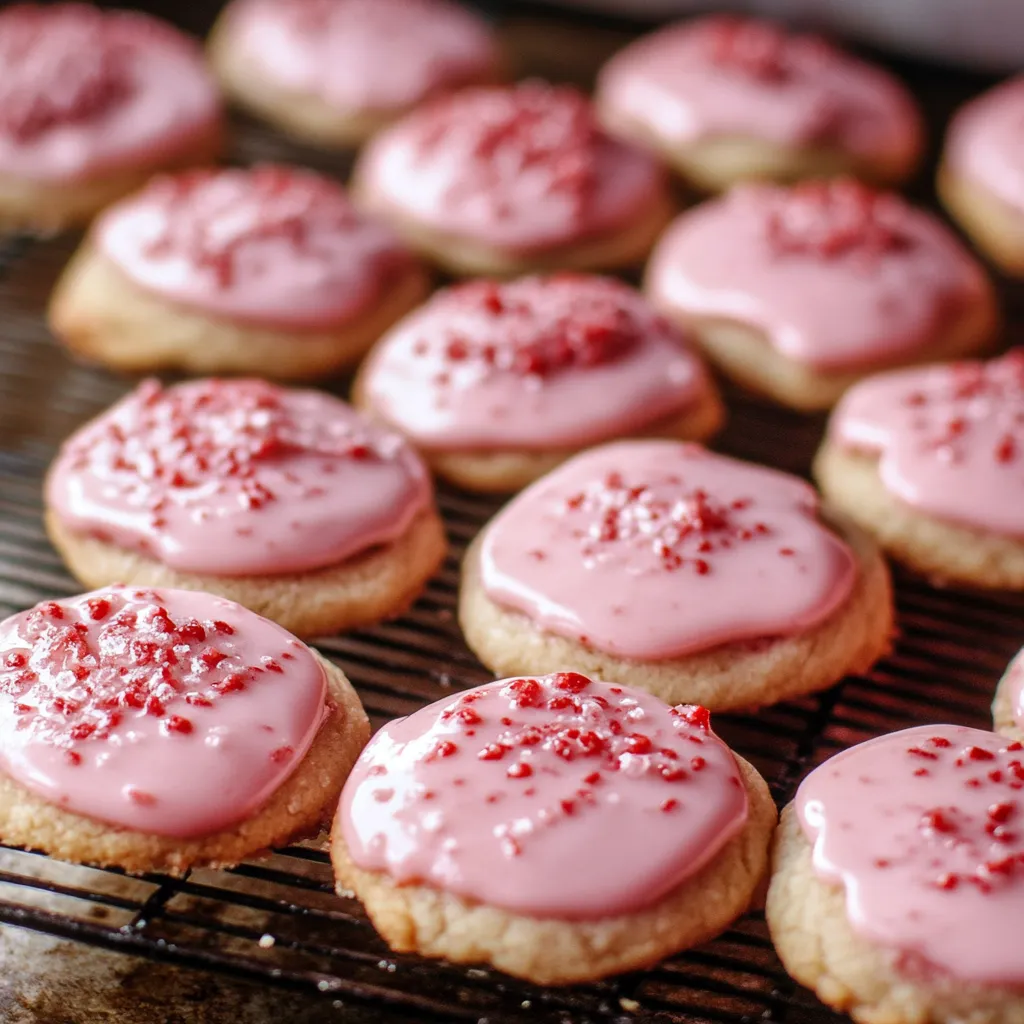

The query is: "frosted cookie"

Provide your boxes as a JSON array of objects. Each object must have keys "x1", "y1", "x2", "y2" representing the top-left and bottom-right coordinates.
[
  {"x1": 596, "y1": 15, "x2": 923, "y2": 193},
  {"x1": 0, "y1": 3, "x2": 224, "y2": 232},
  {"x1": 352, "y1": 82, "x2": 673, "y2": 277},
  {"x1": 48, "y1": 165, "x2": 428, "y2": 380},
  {"x1": 209, "y1": 0, "x2": 500, "y2": 148},
  {"x1": 0, "y1": 586, "x2": 369, "y2": 874},
  {"x1": 354, "y1": 275, "x2": 723, "y2": 493},
  {"x1": 459, "y1": 441, "x2": 892, "y2": 710},
  {"x1": 815, "y1": 350, "x2": 1024, "y2": 589},
  {"x1": 939, "y1": 77, "x2": 1024, "y2": 276},
  {"x1": 44, "y1": 379, "x2": 446, "y2": 637},
  {"x1": 645, "y1": 180, "x2": 998, "y2": 411},
  {"x1": 768, "y1": 725, "x2": 1024, "y2": 1024},
  {"x1": 333, "y1": 672, "x2": 776, "y2": 984}
]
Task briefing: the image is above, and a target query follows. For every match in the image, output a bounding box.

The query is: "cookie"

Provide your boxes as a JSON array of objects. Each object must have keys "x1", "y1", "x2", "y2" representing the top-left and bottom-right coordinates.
[
  {"x1": 939, "y1": 76, "x2": 1024, "y2": 276},
  {"x1": 993, "y1": 651, "x2": 1024, "y2": 740},
  {"x1": 0, "y1": 586, "x2": 370, "y2": 875},
  {"x1": 354, "y1": 274, "x2": 723, "y2": 493},
  {"x1": 209, "y1": 0, "x2": 501, "y2": 148},
  {"x1": 44, "y1": 379, "x2": 446, "y2": 638},
  {"x1": 0, "y1": 4, "x2": 223, "y2": 233},
  {"x1": 352, "y1": 81, "x2": 674, "y2": 277},
  {"x1": 459, "y1": 441, "x2": 892, "y2": 711},
  {"x1": 814, "y1": 350, "x2": 1024, "y2": 589},
  {"x1": 333, "y1": 672, "x2": 776, "y2": 984},
  {"x1": 48, "y1": 165, "x2": 429, "y2": 380},
  {"x1": 768, "y1": 725, "x2": 1024, "y2": 1024},
  {"x1": 596, "y1": 15, "x2": 922, "y2": 194},
  {"x1": 645, "y1": 179, "x2": 998, "y2": 411}
]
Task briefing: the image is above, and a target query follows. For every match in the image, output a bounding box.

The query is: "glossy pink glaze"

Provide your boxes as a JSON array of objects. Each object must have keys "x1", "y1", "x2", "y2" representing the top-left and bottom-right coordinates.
[
  {"x1": 360, "y1": 275, "x2": 712, "y2": 450},
  {"x1": 221, "y1": 0, "x2": 498, "y2": 115},
  {"x1": 830, "y1": 350, "x2": 1024, "y2": 537},
  {"x1": 479, "y1": 441, "x2": 856, "y2": 660},
  {"x1": 0, "y1": 586, "x2": 327, "y2": 838},
  {"x1": 945, "y1": 76, "x2": 1024, "y2": 214},
  {"x1": 340, "y1": 672, "x2": 748, "y2": 919},
  {"x1": 797, "y1": 724, "x2": 1024, "y2": 986},
  {"x1": 646, "y1": 180, "x2": 989, "y2": 372},
  {"x1": 597, "y1": 15, "x2": 921, "y2": 160},
  {"x1": 0, "y1": 4, "x2": 221, "y2": 183},
  {"x1": 356, "y1": 82, "x2": 667, "y2": 254},
  {"x1": 46, "y1": 379, "x2": 433, "y2": 576},
  {"x1": 95, "y1": 165, "x2": 416, "y2": 330}
]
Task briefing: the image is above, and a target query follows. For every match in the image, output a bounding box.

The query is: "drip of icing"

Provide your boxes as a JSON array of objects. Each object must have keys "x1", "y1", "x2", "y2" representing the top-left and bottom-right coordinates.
[
  {"x1": 646, "y1": 181, "x2": 988, "y2": 372},
  {"x1": 96, "y1": 165, "x2": 414, "y2": 329},
  {"x1": 597, "y1": 14, "x2": 920, "y2": 157},
  {"x1": 797, "y1": 724, "x2": 1024, "y2": 986},
  {"x1": 45, "y1": 378, "x2": 432, "y2": 576},
  {"x1": 478, "y1": 440, "x2": 856, "y2": 660},
  {"x1": 340, "y1": 672, "x2": 747, "y2": 919},
  {"x1": 360, "y1": 275, "x2": 711, "y2": 449},
  {"x1": 0, "y1": 4, "x2": 220, "y2": 183},
  {"x1": 830, "y1": 350, "x2": 1024, "y2": 537},
  {"x1": 0, "y1": 586, "x2": 327, "y2": 838},
  {"x1": 222, "y1": 0, "x2": 497, "y2": 114},
  {"x1": 356, "y1": 82, "x2": 666, "y2": 254}
]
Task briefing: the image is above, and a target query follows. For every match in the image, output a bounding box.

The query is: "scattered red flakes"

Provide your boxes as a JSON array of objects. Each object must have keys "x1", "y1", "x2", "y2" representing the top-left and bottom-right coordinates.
[
  {"x1": 507, "y1": 762, "x2": 532, "y2": 779},
  {"x1": 163, "y1": 715, "x2": 193, "y2": 735}
]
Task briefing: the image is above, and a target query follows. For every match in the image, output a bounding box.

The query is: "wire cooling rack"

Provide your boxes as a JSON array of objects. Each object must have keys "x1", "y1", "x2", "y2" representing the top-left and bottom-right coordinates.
[{"x1": 0, "y1": 3, "x2": 1022, "y2": 1021}]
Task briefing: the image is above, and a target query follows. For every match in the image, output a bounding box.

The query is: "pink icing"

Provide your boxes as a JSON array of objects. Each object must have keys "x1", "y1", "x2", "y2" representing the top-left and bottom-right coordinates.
[
  {"x1": 356, "y1": 82, "x2": 667, "y2": 255},
  {"x1": 597, "y1": 15, "x2": 921, "y2": 160},
  {"x1": 830, "y1": 350, "x2": 1024, "y2": 537},
  {"x1": 944, "y1": 76, "x2": 1024, "y2": 215},
  {"x1": 0, "y1": 586, "x2": 327, "y2": 838},
  {"x1": 797, "y1": 725, "x2": 1024, "y2": 986},
  {"x1": 340, "y1": 672, "x2": 747, "y2": 919},
  {"x1": 478, "y1": 441, "x2": 856, "y2": 660},
  {"x1": 359, "y1": 275, "x2": 712, "y2": 450},
  {"x1": 95, "y1": 165, "x2": 416, "y2": 330},
  {"x1": 646, "y1": 180, "x2": 989, "y2": 373},
  {"x1": 0, "y1": 4, "x2": 221, "y2": 183},
  {"x1": 45, "y1": 379, "x2": 433, "y2": 576}
]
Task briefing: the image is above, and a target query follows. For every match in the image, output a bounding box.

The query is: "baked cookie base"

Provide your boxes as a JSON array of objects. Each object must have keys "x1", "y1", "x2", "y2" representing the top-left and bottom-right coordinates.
[
  {"x1": 938, "y1": 165, "x2": 1024, "y2": 277},
  {"x1": 332, "y1": 755, "x2": 776, "y2": 985},
  {"x1": 0, "y1": 653, "x2": 369, "y2": 876},
  {"x1": 992, "y1": 663, "x2": 1021, "y2": 739},
  {"x1": 814, "y1": 442, "x2": 1024, "y2": 590},
  {"x1": 767, "y1": 806, "x2": 1024, "y2": 1024},
  {"x1": 45, "y1": 508, "x2": 448, "y2": 639},
  {"x1": 48, "y1": 245, "x2": 430, "y2": 380},
  {"x1": 459, "y1": 512, "x2": 892, "y2": 711}
]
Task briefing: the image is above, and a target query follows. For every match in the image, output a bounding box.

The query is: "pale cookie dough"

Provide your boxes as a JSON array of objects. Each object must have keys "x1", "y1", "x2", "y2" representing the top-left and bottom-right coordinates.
[
  {"x1": 938, "y1": 165, "x2": 1024, "y2": 277},
  {"x1": 992, "y1": 651, "x2": 1024, "y2": 740}
]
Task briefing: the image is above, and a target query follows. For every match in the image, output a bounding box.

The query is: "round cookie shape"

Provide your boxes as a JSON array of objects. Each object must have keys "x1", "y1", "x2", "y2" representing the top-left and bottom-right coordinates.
[
  {"x1": 93, "y1": 165, "x2": 419, "y2": 331},
  {"x1": 596, "y1": 15, "x2": 922, "y2": 190},
  {"x1": 352, "y1": 81, "x2": 672, "y2": 275},
  {"x1": 0, "y1": 586, "x2": 327, "y2": 838},
  {"x1": 0, "y1": 3, "x2": 221, "y2": 185},
  {"x1": 475, "y1": 441, "x2": 857, "y2": 661},
  {"x1": 646, "y1": 180, "x2": 995, "y2": 383},
  {"x1": 794, "y1": 724, "x2": 1024, "y2": 985},
  {"x1": 355, "y1": 275, "x2": 720, "y2": 472},
  {"x1": 45, "y1": 378, "x2": 433, "y2": 577}
]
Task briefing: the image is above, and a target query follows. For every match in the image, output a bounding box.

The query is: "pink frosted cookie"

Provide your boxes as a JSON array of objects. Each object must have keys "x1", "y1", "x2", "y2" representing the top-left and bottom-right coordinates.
[
  {"x1": 333, "y1": 671, "x2": 775, "y2": 983},
  {"x1": 940, "y1": 76, "x2": 1024, "y2": 276},
  {"x1": 44, "y1": 378, "x2": 447, "y2": 636},
  {"x1": 0, "y1": 585, "x2": 369, "y2": 873},
  {"x1": 354, "y1": 274, "x2": 724, "y2": 492},
  {"x1": 351, "y1": 81, "x2": 674, "y2": 276},
  {"x1": 815, "y1": 349, "x2": 1024, "y2": 588},
  {"x1": 769, "y1": 725, "x2": 1024, "y2": 1024},
  {"x1": 596, "y1": 15, "x2": 923, "y2": 192},
  {"x1": 0, "y1": 3, "x2": 224, "y2": 231},
  {"x1": 48, "y1": 165, "x2": 429, "y2": 379},
  {"x1": 645, "y1": 179, "x2": 998, "y2": 411},
  {"x1": 459, "y1": 440, "x2": 892, "y2": 709},
  {"x1": 209, "y1": 0, "x2": 501, "y2": 147}
]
